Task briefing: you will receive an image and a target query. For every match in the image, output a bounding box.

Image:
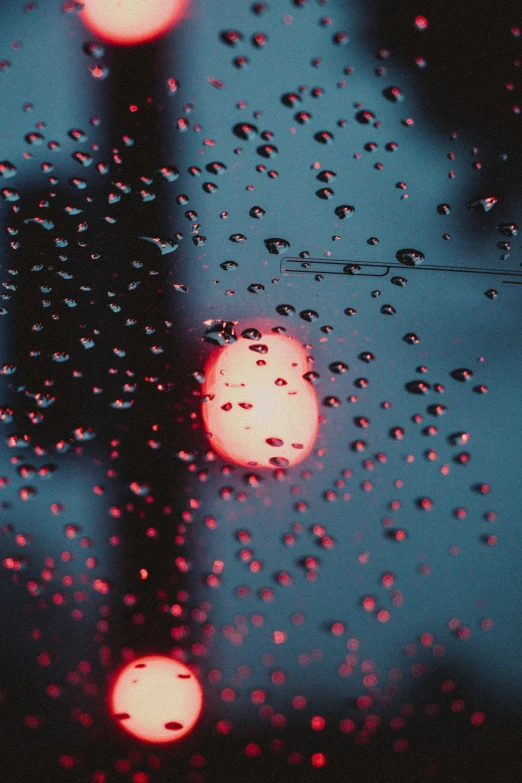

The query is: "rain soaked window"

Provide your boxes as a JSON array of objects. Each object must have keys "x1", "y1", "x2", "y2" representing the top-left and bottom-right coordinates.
[{"x1": 0, "y1": 1, "x2": 521, "y2": 781}]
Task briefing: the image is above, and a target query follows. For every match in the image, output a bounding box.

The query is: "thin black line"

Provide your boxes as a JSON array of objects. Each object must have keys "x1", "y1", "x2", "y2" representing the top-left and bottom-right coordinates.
[{"x1": 280, "y1": 256, "x2": 522, "y2": 280}]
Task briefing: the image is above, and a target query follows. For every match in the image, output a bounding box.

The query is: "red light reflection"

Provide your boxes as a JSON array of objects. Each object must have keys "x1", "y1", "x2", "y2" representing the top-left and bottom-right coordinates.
[{"x1": 81, "y1": 0, "x2": 189, "y2": 46}]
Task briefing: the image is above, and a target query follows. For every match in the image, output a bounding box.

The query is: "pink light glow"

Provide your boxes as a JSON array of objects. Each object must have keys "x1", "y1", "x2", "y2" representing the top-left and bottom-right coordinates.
[
  {"x1": 202, "y1": 332, "x2": 319, "y2": 469},
  {"x1": 80, "y1": 0, "x2": 189, "y2": 46}
]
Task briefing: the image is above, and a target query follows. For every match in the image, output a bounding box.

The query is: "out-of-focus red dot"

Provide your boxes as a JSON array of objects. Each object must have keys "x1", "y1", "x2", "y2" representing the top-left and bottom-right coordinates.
[
  {"x1": 245, "y1": 743, "x2": 261, "y2": 757},
  {"x1": 415, "y1": 15, "x2": 428, "y2": 30},
  {"x1": 363, "y1": 596, "x2": 376, "y2": 612},
  {"x1": 471, "y1": 711, "x2": 485, "y2": 725},
  {"x1": 311, "y1": 716, "x2": 325, "y2": 730},
  {"x1": 311, "y1": 753, "x2": 326, "y2": 768}
]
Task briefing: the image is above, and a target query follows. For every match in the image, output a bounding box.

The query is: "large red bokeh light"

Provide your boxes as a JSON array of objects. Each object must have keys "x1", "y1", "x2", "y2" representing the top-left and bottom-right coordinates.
[
  {"x1": 202, "y1": 332, "x2": 319, "y2": 469},
  {"x1": 111, "y1": 656, "x2": 203, "y2": 743},
  {"x1": 80, "y1": 0, "x2": 189, "y2": 46}
]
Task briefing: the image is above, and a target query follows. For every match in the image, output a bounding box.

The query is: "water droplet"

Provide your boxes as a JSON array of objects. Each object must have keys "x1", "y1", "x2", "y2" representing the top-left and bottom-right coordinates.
[
  {"x1": 451, "y1": 368, "x2": 474, "y2": 382},
  {"x1": 276, "y1": 304, "x2": 295, "y2": 316},
  {"x1": 281, "y1": 92, "x2": 302, "y2": 108},
  {"x1": 25, "y1": 132, "x2": 44, "y2": 145},
  {"x1": 247, "y1": 283, "x2": 265, "y2": 294},
  {"x1": 391, "y1": 276, "x2": 407, "y2": 287},
  {"x1": 233, "y1": 122, "x2": 258, "y2": 140},
  {"x1": 230, "y1": 233, "x2": 247, "y2": 243},
  {"x1": 266, "y1": 437, "x2": 284, "y2": 447},
  {"x1": 335, "y1": 204, "x2": 355, "y2": 219},
  {"x1": 403, "y1": 332, "x2": 420, "y2": 344},
  {"x1": 466, "y1": 196, "x2": 497, "y2": 212},
  {"x1": 265, "y1": 237, "x2": 290, "y2": 254},
  {"x1": 314, "y1": 130, "x2": 334, "y2": 144},
  {"x1": 204, "y1": 321, "x2": 238, "y2": 346},
  {"x1": 316, "y1": 187, "x2": 334, "y2": 200},
  {"x1": 330, "y1": 361, "x2": 349, "y2": 374},
  {"x1": 257, "y1": 144, "x2": 278, "y2": 158},
  {"x1": 1, "y1": 188, "x2": 19, "y2": 202},
  {"x1": 139, "y1": 236, "x2": 178, "y2": 255},
  {"x1": 396, "y1": 248, "x2": 425, "y2": 266},
  {"x1": 355, "y1": 110, "x2": 375, "y2": 124},
  {"x1": 249, "y1": 205, "x2": 265, "y2": 219},
  {"x1": 88, "y1": 64, "x2": 109, "y2": 80},
  {"x1": 344, "y1": 307, "x2": 357, "y2": 316},
  {"x1": 317, "y1": 170, "x2": 336, "y2": 183},
  {"x1": 380, "y1": 304, "x2": 396, "y2": 315},
  {"x1": 406, "y1": 380, "x2": 430, "y2": 394},
  {"x1": 72, "y1": 151, "x2": 92, "y2": 167},
  {"x1": 453, "y1": 452, "x2": 471, "y2": 465},
  {"x1": 437, "y1": 203, "x2": 451, "y2": 215},
  {"x1": 188, "y1": 369, "x2": 206, "y2": 384},
  {"x1": 323, "y1": 396, "x2": 341, "y2": 408},
  {"x1": 202, "y1": 182, "x2": 218, "y2": 194},
  {"x1": 206, "y1": 161, "x2": 227, "y2": 176},
  {"x1": 383, "y1": 85, "x2": 404, "y2": 102},
  {"x1": 0, "y1": 161, "x2": 17, "y2": 179},
  {"x1": 83, "y1": 41, "x2": 105, "y2": 58},
  {"x1": 52, "y1": 352, "x2": 70, "y2": 363},
  {"x1": 427, "y1": 404, "x2": 447, "y2": 416},
  {"x1": 252, "y1": 31, "x2": 268, "y2": 47},
  {"x1": 157, "y1": 166, "x2": 180, "y2": 182},
  {"x1": 221, "y1": 260, "x2": 238, "y2": 271},
  {"x1": 299, "y1": 309, "x2": 318, "y2": 322},
  {"x1": 221, "y1": 29, "x2": 243, "y2": 46},
  {"x1": 240, "y1": 328, "x2": 261, "y2": 342},
  {"x1": 497, "y1": 222, "x2": 519, "y2": 237},
  {"x1": 24, "y1": 217, "x2": 54, "y2": 231},
  {"x1": 295, "y1": 111, "x2": 312, "y2": 124}
]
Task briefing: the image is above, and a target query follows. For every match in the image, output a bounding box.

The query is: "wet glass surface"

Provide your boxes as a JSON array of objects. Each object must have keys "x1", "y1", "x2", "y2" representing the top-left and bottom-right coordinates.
[{"x1": 0, "y1": 1, "x2": 521, "y2": 781}]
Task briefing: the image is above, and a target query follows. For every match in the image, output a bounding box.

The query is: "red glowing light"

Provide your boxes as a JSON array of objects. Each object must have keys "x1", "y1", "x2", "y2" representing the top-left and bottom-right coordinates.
[
  {"x1": 80, "y1": 0, "x2": 189, "y2": 46},
  {"x1": 111, "y1": 656, "x2": 202, "y2": 743},
  {"x1": 201, "y1": 332, "x2": 319, "y2": 469}
]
